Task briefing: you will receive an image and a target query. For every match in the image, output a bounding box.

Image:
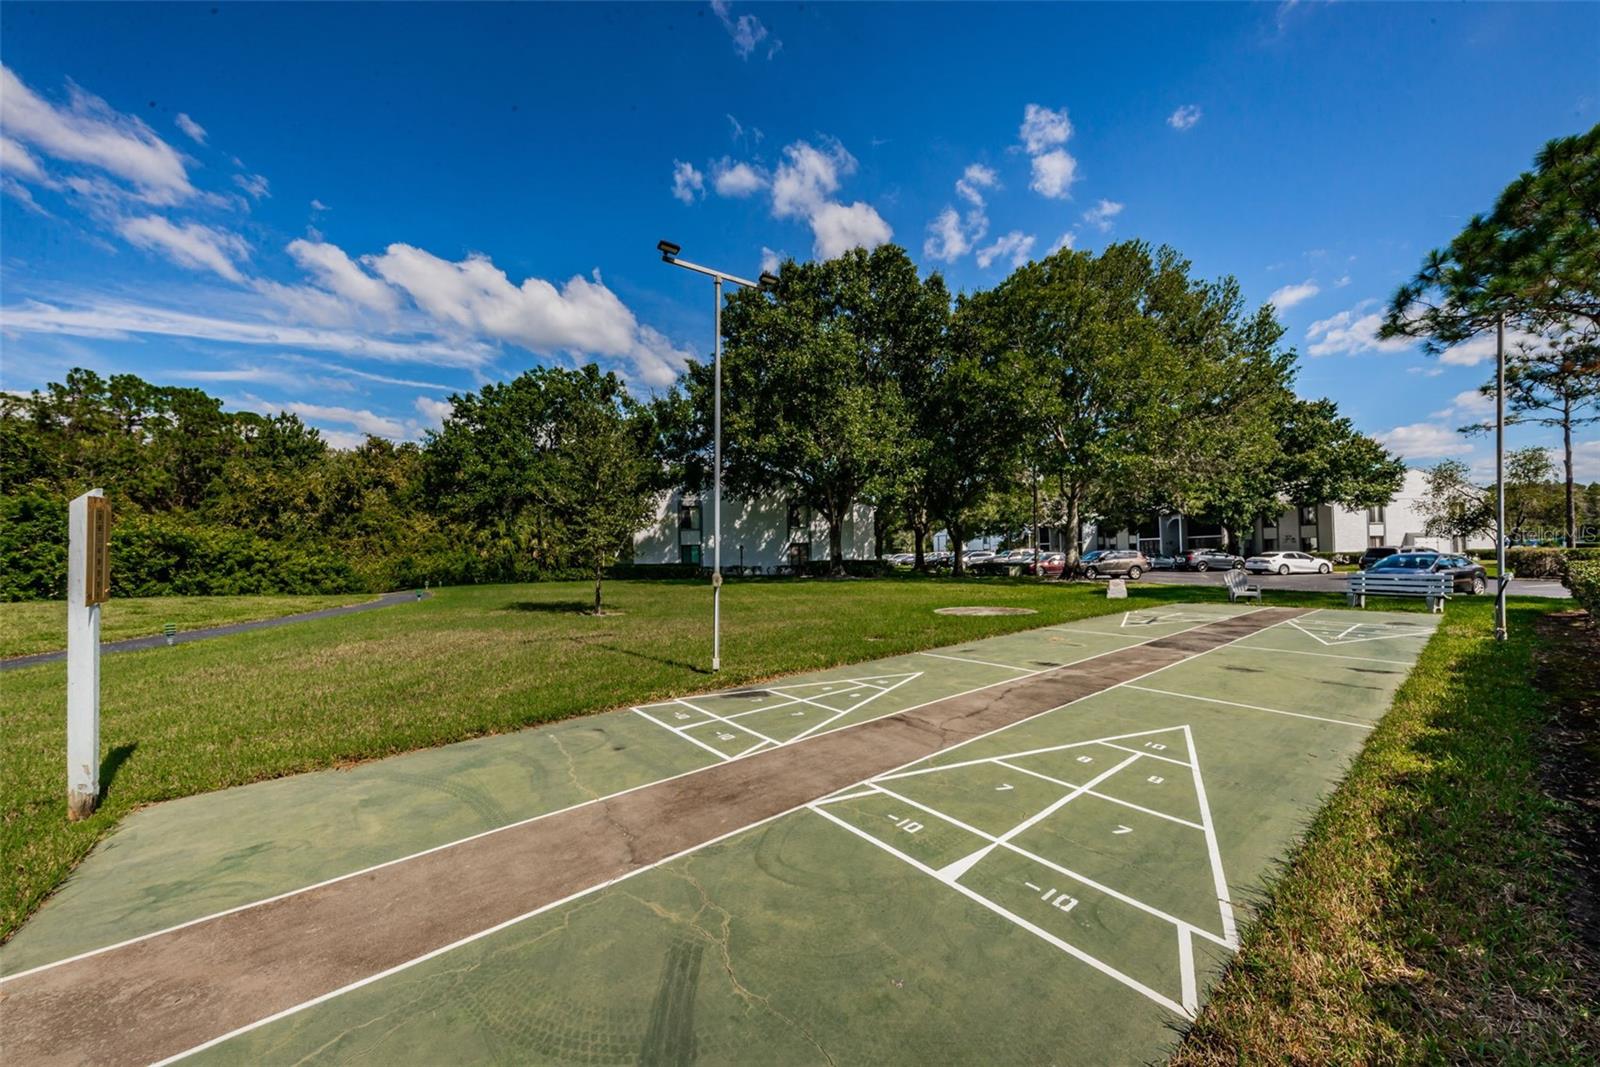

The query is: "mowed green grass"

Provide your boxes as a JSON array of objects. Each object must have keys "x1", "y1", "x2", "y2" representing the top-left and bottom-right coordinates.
[
  {"x1": 1172, "y1": 597, "x2": 1598, "y2": 1064},
  {"x1": 0, "y1": 594, "x2": 375, "y2": 658},
  {"x1": 2, "y1": 576, "x2": 1258, "y2": 941}
]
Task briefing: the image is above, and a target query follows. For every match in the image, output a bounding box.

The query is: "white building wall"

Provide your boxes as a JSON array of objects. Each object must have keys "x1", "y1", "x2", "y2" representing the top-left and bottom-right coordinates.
[{"x1": 632, "y1": 489, "x2": 876, "y2": 569}]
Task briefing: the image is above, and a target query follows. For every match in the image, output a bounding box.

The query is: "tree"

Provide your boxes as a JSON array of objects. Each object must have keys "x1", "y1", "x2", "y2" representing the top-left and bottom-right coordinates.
[
  {"x1": 975, "y1": 242, "x2": 1301, "y2": 564},
  {"x1": 1382, "y1": 125, "x2": 1600, "y2": 546},
  {"x1": 1417, "y1": 460, "x2": 1493, "y2": 543},
  {"x1": 692, "y1": 246, "x2": 939, "y2": 573},
  {"x1": 425, "y1": 365, "x2": 659, "y2": 609},
  {"x1": 1502, "y1": 446, "x2": 1558, "y2": 542}
]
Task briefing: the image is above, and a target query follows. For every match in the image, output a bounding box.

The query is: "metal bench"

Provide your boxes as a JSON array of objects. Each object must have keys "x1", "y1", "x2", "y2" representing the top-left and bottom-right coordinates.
[
  {"x1": 1224, "y1": 568, "x2": 1262, "y2": 603},
  {"x1": 1347, "y1": 571, "x2": 1451, "y2": 613}
]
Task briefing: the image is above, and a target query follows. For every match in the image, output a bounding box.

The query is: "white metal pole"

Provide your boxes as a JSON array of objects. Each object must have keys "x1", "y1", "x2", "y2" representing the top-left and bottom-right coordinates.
[
  {"x1": 1495, "y1": 315, "x2": 1508, "y2": 641},
  {"x1": 67, "y1": 489, "x2": 103, "y2": 820},
  {"x1": 712, "y1": 275, "x2": 723, "y2": 672}
]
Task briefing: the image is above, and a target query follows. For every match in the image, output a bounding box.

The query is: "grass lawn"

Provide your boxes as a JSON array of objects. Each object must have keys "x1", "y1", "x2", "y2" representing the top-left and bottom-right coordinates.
[
  {"x1": 1172, "y1": 597, "x2": 1599, "y2": 1063},
  {"x1": 0, "y1": 593, "x2": 375, "y2": 659}
]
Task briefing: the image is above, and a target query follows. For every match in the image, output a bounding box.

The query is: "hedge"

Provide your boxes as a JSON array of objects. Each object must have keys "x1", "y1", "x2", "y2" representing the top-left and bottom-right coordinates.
[{"x1": 1566, "y1": 560, "x2": 1600, "y2": 617}]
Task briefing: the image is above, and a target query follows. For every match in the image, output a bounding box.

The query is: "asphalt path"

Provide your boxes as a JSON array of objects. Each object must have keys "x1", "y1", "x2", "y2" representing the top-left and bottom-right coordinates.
[
  {"x1": 0, "y1": 590, "x2": 426, "y2": 671},
  {"x1": 1133, "y1": 568, "x2": 1570, "y2": 599}
]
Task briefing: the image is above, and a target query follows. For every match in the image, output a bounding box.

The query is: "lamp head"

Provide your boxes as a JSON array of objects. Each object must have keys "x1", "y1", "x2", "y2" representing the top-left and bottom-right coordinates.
[
  {"x1": 656, "y1": 239, "x2": 681, "y2": 261},
  {"x1": 758, "y1": 271, "x2": 780, "y2": 292}
]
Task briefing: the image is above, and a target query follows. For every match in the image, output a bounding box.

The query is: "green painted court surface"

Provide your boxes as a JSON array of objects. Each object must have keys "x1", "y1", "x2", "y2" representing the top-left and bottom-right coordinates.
[{"x1": 1, "y1": 604, "x2": 1440, "y2": 1064}]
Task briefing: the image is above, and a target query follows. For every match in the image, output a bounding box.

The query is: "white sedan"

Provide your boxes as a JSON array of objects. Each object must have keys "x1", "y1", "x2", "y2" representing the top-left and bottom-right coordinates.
[{"x1": 1245, "y1": 550, "x2": 1331, "y2": 575}]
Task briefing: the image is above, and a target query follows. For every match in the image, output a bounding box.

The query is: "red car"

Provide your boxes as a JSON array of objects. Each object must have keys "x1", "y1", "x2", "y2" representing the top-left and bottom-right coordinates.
[{"x1": 1024, "y1": 551, "x2": 1067, "y2": 577}]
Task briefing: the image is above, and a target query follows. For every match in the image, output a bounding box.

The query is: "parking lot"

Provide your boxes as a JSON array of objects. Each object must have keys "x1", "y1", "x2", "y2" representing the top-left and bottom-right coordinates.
[{"x1": 1137, "y1": 567, "x2": 1570, "y2": 599}]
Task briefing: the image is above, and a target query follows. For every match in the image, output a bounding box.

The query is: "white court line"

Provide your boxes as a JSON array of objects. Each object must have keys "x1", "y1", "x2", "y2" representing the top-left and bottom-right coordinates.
[
  {"x1": 872, "y1": 726, "x2": 1187, "y2": 785},
  {"x1": 1285, "y1": 618, "x2": 1433, "y2": 646},
  {"x1": 785, "y1": 672, "x2": 923, "y2": 744},
  {"x1": 1047, "y1": 627, "x2": 1149, "y2": 641},
  {"x1": 807, "y1": 804, "x2": 1192, "y2": 1019},
  {"x1": 917, "y1": 650, "x2": 1035, "y2": 673},
  {"x1": 673, "y1": 698, "x2": 783, "y2": 747},
  {"x1": 8, "y1": 612, "x2": 1247, "y2": 988},
  {"x1": 860, "y1": 778, "x2": 1233, "y2": 948},
  {"x1": 1220, "y1": 643, "x2": 1414, "y2": 667},
  {"x1": 148, "y1": 611, "x2": 1277, "y2": 1059},
  {"x1": 1178, "y1": 928, "x2": 1198, "y2": 1015},
  {"x1": 1099, "y1": 741, "x2": 1194, "y2": 768},
  {"x1": 991, "y1": 760, "x2": 1206, "y2": 830},
  {"x1": 1122, "y1": 685, "x2": 1374, "y2": 730},
  {"x1": 629, "y1": 708, "x2": 734, "y2": 762},
  {"x1": 1185, "y1": 725, "x2": 1239, "y2": 948}
]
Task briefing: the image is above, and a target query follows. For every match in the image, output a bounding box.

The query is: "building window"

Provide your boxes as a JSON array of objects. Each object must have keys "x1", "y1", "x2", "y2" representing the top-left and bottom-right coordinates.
[
  {"x1": 1369, "y1": 535, "x2": 1385, "y2": 548},
  {"x1": 1366, "y1": 506, "x2": 1386, "y2": 523},
  {"x1": 1298, "y1": 505, "x2": 1317, "y2": 526},
  {"x1": 1262, "y1": 527, "x2": 1278, "y2": 549},
  {"x1": 678, "y1": 503, "x2": 701, "y2": 533},
  {"x1": 787, "y1": 541, "x2": 811, "y2": 567},
  {"x1": 787, "y1": 500, "x2": 806, "y2": 536},
  {"x1": 679, "y1": 544, "x2": 702, "y2": 565},
  {"x1": 1303, "y1": 534, "x2": 1320, "y2": 551}
]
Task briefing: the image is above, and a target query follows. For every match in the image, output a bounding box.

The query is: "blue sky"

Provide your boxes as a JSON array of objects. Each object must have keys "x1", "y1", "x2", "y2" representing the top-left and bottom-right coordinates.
[{"x1": 2, "y1": 2, "x2": 1596, "y2": 476}]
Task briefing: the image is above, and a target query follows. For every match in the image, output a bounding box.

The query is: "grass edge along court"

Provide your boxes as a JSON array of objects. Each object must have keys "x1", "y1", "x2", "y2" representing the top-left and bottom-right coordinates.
[{"x1": 4, "y1": 599, "x2": 1463, "y2": 1065}]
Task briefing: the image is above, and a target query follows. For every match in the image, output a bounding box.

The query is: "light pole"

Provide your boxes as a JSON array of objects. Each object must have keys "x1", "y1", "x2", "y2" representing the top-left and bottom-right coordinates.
[
  {"x1": 1494, "y1": 314, "x2": 1509, "y2": 641},
  {"x1": 657, "y1": 240, "x2": 778, "y2": 671}
]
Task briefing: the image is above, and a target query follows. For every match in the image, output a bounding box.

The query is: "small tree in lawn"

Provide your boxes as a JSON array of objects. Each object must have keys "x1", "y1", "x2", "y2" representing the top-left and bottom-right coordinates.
[{"x1": 1418, "y1": 460, "x2": 1493, "y2": 544}]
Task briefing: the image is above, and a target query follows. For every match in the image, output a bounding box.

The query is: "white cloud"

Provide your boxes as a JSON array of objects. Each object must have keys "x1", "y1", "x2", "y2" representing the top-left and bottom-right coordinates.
[
  {"x1": 1570, "y1": 439, "x2": 1600, "y2": 482},
  {"x1": 0, "y1": 65, "x2": 194, "y2": 203},
  {"x1": 1305, "y1": 301, "x2": 1414, "y2": 357},
  {"x1": 1431, "y1": 388, "x2": 1494, "y2": 421},
  {"x1": 369, "y1": 244, "x2": 691, "y2": 386},
  {"x1": 1, "y1": 134, "x2": 47, "y2": 182},
  {"x1": 174, "y1": 113, "x2": 206, "y2": 144},
  {"x1": 710, "y1": 0, "x2": 776, "y2": 60},
  {"x1": 1376, "y1": 422, "x2": 1474, "y2": 460},
  {"x1": 1082, "y1": 198, "x2": 1124, "y2": 232},
  {"x1": 1437, "y1": 329, "x2": 1540, "y2": 367},
  {"x1": 711, "y1": 158, "x2": 765, "y2": 197},
  {"x1": 1167, "y1": 105, "x2": 1202, "y2": 131},
  {"x1": 287, "y1": 238, "x2": 400, "y2": 313},
  {"x1": 923, "y1": 207, "x2": 971, "y2": 262},
  {"x1": 670, "y1": 160, "x2": 704, "y2": 204},
  {"x1": 809, "y1": 201, "x2": 893, "y2": 260},
  {"x1": 1334, "y1": 273, "x2": 1351, "y2": 288},
  {"x1": 233, "y1": 172, "x2": 269, "y2": 199},
  {"x1": 1029, "y1": 149, "x2": 1078, "y2": 200},
  {"x1": 414, "y1": 395, "x2": 453, "y2": 429},
  {"x1": 976, "y1": 231, "x2": 1035, "y2": 270},
  {"x1": 281, "y1": 401, "x2": 408, "y2": 439},
  {"x1": 923, "y1": 163, "x2": 998, "y2": 263},
  {"x1": 1018, "y1": 104, "x2": 1078, "y2": 200},
  {"x1": 1047, "y1": 231, "x2": 1076, "y2": 255},
  {"x1": 310, "y1": 198, "x2": 329, "y2": 212},
  {"x1": 769, "y1": 139, "x2": 891, "y2": 259},
  {"x1": 1019, "y1": 104, "x2": 1072, "y2": 154},
  {"x1": 0, "y1": 298, "x2": 495, "y2": 367},
  {"x1": 116, "y1": 216, "x2": 250, "y2": 282},
  {"x1": 1268, "y1": 279, "x2": 1320, "y2": 311},
  {"x1": 955, "y1": 163, "x2": 998, "y2": 207},
  {"x1": 760, "y1": 247, "x2": 783, "y2": 275}
]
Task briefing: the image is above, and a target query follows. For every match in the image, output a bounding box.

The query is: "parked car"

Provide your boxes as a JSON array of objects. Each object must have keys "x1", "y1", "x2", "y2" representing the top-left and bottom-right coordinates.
[
  {"x1": 1245, "y1": 550, "x2": 1331, "y2": 575},
  {"x1": 1357, "y1": 545, "x2": 1401, "y2": 570},
  {"x1": 966, "y1": 550, "x2": 998, "y2": 565},
  {"x1": 1082, "y1": 549, "x2": 1148, "y2": 580},
  {"x1": 1024, "y1": 551, "x2": 1067, "y2": 577},
  {"x1": 1177, "y1": 548, "x2": 1245, "y2": 572},
  {"x1": 1365, "y1": 551, "x2": 1488, "y2": 594},
  {"x1": 1147, "y1": 552, "x2": 1178, "y2": 570}
]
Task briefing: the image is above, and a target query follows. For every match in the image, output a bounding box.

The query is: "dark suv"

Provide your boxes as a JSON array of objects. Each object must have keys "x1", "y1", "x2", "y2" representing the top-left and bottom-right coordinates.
[
  {"x1": 1178, "y1": 548, "x2": 1245, "y2": 572},
  {"x1": 1358, "y1": 545, "x2": 1401, "y2": 570}
]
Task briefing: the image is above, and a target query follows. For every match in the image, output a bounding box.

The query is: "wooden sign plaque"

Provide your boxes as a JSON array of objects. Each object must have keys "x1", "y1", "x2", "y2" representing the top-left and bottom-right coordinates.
[{"x1": 85, "y1": 495, "x2": 110, "y2": 606}]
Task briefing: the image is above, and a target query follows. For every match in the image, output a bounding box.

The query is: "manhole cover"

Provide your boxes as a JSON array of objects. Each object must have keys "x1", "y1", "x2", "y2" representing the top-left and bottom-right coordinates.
[{"x1": 934, "y1": 606, "x2": 1038, "y2": 617}]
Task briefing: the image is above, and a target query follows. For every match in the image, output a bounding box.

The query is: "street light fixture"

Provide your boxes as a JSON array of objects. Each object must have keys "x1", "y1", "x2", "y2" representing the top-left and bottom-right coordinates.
[{"x1": 657, "y1": 240, "x2": 772, "y2": 672}]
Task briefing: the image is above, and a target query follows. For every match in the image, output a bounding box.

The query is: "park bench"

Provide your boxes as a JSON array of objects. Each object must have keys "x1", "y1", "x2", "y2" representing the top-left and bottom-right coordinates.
[
  {"x1": 1224, "y1": 568, "x2": 1262, "y2": 603},
  {"x1": 1347, "y1": 570, "x2": 1451, "y2": 613}
]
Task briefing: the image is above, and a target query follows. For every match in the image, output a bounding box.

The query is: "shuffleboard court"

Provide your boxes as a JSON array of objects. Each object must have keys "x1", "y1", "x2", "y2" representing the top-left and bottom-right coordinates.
[{"x1": 0, "y1": 604, "x2": 1439, "y2": 1065}]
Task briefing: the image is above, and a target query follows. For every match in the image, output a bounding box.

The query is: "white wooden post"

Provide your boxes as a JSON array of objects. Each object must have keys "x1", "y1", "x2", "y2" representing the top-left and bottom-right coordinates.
[{"x1": 67, "y1": 488, "x2": 107, "y2": 821}]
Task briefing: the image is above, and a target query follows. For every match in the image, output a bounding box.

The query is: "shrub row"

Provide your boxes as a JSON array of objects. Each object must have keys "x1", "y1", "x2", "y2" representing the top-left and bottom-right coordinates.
[{"x1": 1566, "y1": 560, "x2": 1600, "y2": 617}]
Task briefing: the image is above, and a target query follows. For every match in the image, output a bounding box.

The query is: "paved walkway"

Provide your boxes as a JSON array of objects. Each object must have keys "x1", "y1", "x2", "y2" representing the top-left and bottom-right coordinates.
[
  {"x1": 0, "y1": 608, "x2": 1304, "y2": 1067},
  {"x1": 0, "y1": 591, "x2": 425, "y2": 672}
]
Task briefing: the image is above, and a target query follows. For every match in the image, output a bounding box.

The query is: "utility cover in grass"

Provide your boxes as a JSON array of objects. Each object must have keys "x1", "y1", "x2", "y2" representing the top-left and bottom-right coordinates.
[{"x1": 934, "y1": 606, "x2": 1038, "y2": 616}]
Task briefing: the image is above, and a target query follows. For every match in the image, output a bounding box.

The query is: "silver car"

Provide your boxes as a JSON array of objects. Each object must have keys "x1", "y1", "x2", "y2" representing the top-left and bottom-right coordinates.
[{"x1": 1244, "y1": 551, "x2": 1331, "y2": 575}]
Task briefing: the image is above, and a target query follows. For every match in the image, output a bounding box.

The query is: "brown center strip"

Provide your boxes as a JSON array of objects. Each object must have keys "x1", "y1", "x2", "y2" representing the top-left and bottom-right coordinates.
[{"x1": 0, "y1": 608, "x2": 1304, "y2": 1066}]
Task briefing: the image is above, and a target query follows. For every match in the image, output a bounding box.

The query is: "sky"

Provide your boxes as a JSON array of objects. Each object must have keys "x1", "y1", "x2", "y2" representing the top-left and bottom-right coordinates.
[{"x1": 1, "y1": 2, "x2": 1596, "y2": 475}]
